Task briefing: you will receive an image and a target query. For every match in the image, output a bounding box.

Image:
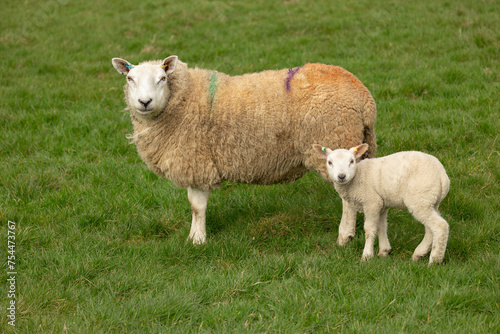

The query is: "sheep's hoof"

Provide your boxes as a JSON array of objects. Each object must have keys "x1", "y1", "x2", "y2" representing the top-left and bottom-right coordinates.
[
  {"x1": 378, "y1": 248, "x2": 392, "y2": 257},
  {"x1": 336, "y1": 235, "x2": 353, "y2": 246}
]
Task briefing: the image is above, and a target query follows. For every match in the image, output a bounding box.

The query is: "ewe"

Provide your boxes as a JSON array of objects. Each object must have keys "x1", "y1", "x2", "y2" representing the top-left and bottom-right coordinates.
[
  {"x1": 313, "y1": 144, "x2": 450, "y2": 264},
  {"x1": 112, "y1": 55, "x2": 377, "y2": 244}
]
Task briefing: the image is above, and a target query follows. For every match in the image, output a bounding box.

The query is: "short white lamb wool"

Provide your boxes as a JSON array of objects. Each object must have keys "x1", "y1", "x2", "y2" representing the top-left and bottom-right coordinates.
[{"x1": 313, "y1": 144, "x2": 450, "y2": 264}]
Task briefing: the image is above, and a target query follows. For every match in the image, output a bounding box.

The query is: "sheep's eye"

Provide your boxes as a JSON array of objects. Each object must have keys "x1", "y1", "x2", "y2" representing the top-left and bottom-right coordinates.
[
  {"x1": 127, "y1": 76, "x2": 133, "y2": 82},
  {"x1": 160, "y1": 76, "x2": 167, "y2": 82},
  {"x1": 350, "y1": 159, "x2": 354, "y2": 165},
  {"x1": 328, "y1": 161, "x2": 333, "y2": 167}
]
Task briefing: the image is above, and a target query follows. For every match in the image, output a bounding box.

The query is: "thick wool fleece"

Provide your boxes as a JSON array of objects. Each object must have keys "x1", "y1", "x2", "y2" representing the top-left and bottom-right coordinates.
[{"x1": 128, "y1": 61, "x2": 377, "y2": 190}]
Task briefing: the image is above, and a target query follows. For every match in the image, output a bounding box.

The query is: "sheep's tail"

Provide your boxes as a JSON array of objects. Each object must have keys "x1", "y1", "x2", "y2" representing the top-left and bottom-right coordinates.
[{"x1": 362, "y1": 94, "x2": 377, "y2": 158}]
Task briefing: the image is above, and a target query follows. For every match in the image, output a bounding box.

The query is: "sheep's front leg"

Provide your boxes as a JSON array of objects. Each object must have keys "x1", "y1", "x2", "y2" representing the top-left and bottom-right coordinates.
[
  {"x1": 361, "y1": 209, "x2": 381, "y2": 261},
  {"x1": 337, "y1": 199, "x2": 357, "y2": 246},
  {"x1": 187, "y1": 187, "x2": 210, "y2": 244}
]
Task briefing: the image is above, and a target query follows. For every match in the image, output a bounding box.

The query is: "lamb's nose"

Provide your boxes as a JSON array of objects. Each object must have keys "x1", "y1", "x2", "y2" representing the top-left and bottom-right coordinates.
[
  {"x1": 139, "y1": 98, "x2": 152, "y2": 108},
  {"x1": 338, "y1": 174, "x2": 346, "y2": 182}
]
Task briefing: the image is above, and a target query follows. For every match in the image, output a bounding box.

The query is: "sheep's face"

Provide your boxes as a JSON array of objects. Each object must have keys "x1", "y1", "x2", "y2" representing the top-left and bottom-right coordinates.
[
  {"x1": 312, "y1": 144, "x2": 369, "y2": 185},
  {"x1": 112, "y1": 56, "x2": 178, "y2": 117}
]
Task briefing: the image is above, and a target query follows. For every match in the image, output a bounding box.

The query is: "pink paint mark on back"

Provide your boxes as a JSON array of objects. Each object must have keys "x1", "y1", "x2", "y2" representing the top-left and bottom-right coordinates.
[{"x1": 285, "y1": 66, "x2": 302, "y2": 91}]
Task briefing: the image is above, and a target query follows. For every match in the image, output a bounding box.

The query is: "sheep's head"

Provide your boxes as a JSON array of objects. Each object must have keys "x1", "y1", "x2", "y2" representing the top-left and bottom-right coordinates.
[
  {"x1": 312, "y1": 144, "x2": 369, "y2": 184},
  {"x1": 112, "y1": 56, "x2": 178, "y2": 118}
]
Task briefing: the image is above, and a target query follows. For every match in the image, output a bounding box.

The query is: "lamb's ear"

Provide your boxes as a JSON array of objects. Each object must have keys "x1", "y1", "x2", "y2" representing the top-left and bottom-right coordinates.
[
  {"x1": 161, "y1": 55, "x2": 178, "y2": 75},
  {"x1": 312, "y1": 144, "x2": 331, "y2": 159},
  {"x1": 351, "y1": 144, "x2": 369, "y2": 160},
  {"x1": 112, "y1": 58, "x2": 133, "y2": 75}
]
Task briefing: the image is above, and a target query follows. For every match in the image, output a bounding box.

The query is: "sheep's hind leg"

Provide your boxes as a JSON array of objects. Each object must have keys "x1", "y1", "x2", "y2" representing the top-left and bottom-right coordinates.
[
  {"x1": 337, "y1": 199, "x2": 357, "y2": 246},
  {"x1": 377, "y1": 208, "x2": 392, "y2": 257},
  {"x1": 187, "y1": 187, "x2": 210, "y2": 244}
]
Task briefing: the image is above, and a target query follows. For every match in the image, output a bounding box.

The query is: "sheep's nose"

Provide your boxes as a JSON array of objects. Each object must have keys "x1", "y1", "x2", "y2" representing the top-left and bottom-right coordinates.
[
  {"x1": 338, "y1": 174, "x2": 346, "y2": 182},
  {"x1": 139, "y1": 98, "x2": 152, "y2": 108}
]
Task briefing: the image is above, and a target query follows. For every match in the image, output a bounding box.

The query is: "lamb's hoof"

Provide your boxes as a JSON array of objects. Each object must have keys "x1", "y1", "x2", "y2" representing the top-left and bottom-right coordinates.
[
  {"x1": 427, "y1": 261, "x2": 441, "y2": 267},
  {"x1": 336, "y1": 235, "x2": 354, "y2": 246},
  {"x1": 361, "y1": 253, "x2": 373, "y2": 262},
  {"x1": 428, "y1": 256, "x2": 444, "y2": 266},
  {"x1": 411, "y1": 253, "x2": 425, "y2": 262},
  {"x1": 188, "y1": 235, "x2": 206, "y2": 245},
  {"x1": 378, "y1": 248, "x2": 392, "y2": 257}
]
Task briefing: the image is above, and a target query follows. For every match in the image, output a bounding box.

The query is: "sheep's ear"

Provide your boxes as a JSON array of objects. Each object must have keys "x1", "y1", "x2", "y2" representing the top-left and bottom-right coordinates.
[
  {"x1": 112, "y1": 58, "x2": 133, "y2": 75},
  {"x1": 351, "y1": 144, "x2": 369, "y2": 160},
  {"x1": 312, "y1": 144, "x2": 331, "y2": 159},
  {"x1": 161, "y1": 55, "x2": 178, "y2": 75}
]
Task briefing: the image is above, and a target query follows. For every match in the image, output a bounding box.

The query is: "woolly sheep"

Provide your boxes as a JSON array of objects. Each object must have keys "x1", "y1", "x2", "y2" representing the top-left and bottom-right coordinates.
[
  {"x1": 313, "y1": 144, "x2": 450, "y2": 264},
  {"x1": 111, "y1": 55, "x2": 377, "y2": 244}
]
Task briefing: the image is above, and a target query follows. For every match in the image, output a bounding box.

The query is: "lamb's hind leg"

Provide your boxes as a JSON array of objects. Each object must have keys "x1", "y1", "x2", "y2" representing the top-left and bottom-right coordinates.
[
  {"x1": 411, "y1": 207, "x2": 449, "y2": 265},
  {"x1": 411, "y1": 225, "x2": 433, "y2": 262},
  {"x1": 428, "y1": 211, "x2": 449, "y2": 265},
  {"x1": 187, "y1": 187, "x2": 210, "y2": 244}
]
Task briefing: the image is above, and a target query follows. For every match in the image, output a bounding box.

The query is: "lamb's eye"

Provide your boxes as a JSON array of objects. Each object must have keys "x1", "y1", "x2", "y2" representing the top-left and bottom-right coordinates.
[
  {"x1": 328, "y1": 161, "x2": 333, "y2": 167},
  {"x1": 160, "y1": 76, "x2": 166, "y2": 82},
  {"x1": 350, "y1": 159, "x2": 354, "y2": 165},
  {"x1": 127, "y1": 76, "x2": 133, "y2": 82}
]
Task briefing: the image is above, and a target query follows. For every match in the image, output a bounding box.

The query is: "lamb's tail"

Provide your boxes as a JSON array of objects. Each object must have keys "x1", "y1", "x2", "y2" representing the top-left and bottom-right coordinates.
[
  {"x1": 362, "y1": 94, "x2": 377, "y2": 158},
  {"x1": 441, "y1": 170, "x2": 451, "y2": 202}
]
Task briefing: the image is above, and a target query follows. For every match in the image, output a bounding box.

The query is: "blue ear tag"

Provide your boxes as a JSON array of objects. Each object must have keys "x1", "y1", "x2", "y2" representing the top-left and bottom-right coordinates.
[{"x1": 125, "y1": 64, "x2": 134, "y2": 69}]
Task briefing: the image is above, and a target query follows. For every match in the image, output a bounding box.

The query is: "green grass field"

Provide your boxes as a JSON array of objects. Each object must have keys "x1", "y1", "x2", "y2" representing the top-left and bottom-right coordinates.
[{"x1": 1, "y1": 0, "x2": 499, "y2": 332}]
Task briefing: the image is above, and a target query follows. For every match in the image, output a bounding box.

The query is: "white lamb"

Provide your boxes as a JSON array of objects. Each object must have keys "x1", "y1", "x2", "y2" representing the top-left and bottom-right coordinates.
[{"x1": 313, "y1": 143, "x2": 450, "y2": 264}]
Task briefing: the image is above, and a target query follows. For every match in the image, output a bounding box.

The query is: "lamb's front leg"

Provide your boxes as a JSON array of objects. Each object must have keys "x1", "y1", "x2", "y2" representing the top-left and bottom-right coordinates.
[
  {"x1": 377, "y1": 208, "x2": 392, "y2": 257},
  {"x1": 337, "y1": 199, "x2": 357, "y2": 246},
  {"x1": 187, "y1": 187, "x2": 210, "y2": 244},
  {"x1": 362, "y1": 209, "x2": 381, "y2": 261}
]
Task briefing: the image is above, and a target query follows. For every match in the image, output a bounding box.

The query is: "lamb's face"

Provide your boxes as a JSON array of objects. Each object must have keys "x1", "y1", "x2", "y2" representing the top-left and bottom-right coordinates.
[
  {"x1": 325, "y1": 149, "x2": 357, "y2": 184},
  {"x1": 312, "y1": 143, "x2": 369, "y2": 185},
  {"x1": 112, "y1": 56, "x2": 178, "y2": 118}
]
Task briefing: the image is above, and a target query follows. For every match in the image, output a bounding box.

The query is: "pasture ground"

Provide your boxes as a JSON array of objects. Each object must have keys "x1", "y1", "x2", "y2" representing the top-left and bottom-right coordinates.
[{"x1": 1, "y1": 0, "x2": 499, "y2": 332}]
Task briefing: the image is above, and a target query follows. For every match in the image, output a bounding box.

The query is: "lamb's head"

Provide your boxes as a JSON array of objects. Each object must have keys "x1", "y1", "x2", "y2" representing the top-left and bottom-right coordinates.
[
  {"x1": 312, "y1": 144, "x2": 369, "y2": 184},
  {"x1": 112, "y1": 56, "x2": 178, "y2": 118}
]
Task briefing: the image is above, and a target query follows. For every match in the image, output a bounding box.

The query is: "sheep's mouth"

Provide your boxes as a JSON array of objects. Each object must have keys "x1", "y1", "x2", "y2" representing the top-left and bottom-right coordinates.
[{"x1": 136, "y1": 108, "x2": 154, "y2": 115}]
